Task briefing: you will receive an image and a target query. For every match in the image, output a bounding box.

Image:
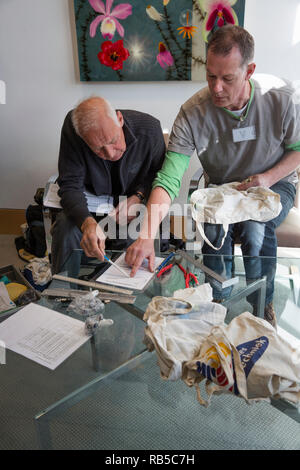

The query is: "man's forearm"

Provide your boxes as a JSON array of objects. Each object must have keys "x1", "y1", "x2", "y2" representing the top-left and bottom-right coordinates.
[
  {"x1": 139, "y1": 186, "x2": 171, "y2": 240},
  {"x1": 264, "y1": 151, "x2": 300, "y2": 186}
]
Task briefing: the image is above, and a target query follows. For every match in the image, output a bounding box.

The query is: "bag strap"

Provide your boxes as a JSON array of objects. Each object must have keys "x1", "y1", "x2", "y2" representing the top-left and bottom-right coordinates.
[{"x1": 197, "y1": 223, "x2": 229, "y2": 250}]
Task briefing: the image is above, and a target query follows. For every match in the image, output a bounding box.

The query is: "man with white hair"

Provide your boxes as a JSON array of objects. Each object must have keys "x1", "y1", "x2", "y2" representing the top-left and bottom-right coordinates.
[{"x1": 51, "y1": 96, "x2": 166, "y2": 274}]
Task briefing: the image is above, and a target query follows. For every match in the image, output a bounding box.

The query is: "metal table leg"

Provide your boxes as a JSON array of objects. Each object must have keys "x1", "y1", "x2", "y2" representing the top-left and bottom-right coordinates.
[{"x1": 222, "y1": 276, "x2": 266, "y2": 319}]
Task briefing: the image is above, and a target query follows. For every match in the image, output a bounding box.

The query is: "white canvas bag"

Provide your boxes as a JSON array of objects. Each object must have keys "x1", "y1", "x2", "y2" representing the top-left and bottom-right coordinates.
[
  {"x1": 182, "y1": 312, "x2": 300, "y2": 407},
  {"x1": 143, "y1": 290, "x2": 227, "y2": 381},
  {"x1": 190, "y1": 182, "x2": 282, "y2": 250}
]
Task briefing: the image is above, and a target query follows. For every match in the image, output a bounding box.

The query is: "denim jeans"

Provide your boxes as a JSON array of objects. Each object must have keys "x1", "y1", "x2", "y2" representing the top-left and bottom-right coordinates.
[{"x1": 202, "y1": 181, "x2": 296, "y2": 305}]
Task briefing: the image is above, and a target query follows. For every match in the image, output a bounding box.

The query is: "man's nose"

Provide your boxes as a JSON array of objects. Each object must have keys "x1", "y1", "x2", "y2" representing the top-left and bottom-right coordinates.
[
  {"x1": 103, "y1": 145, "x2": 114, "y2": 159},
  {"x1": 213, "y1": 79, "x2": 223, "y2": 94}
]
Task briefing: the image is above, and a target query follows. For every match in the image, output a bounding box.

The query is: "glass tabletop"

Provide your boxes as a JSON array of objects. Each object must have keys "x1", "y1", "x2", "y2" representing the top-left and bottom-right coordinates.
[
  {"x1": 46, "y1": 248, "x2": 300, "y2": 352},
  {"x1": 0, "y1": 251, "x2": 148, "y2": 450},
  {"x1": 1, "y1": 248, "x2": 300, "y2": 450},
  {"x1": 47, "y1": 248, "x2": 279, "y2": 322},
  {"x1": 33, "y1": 248, "x2": 300, "y2": 450}
]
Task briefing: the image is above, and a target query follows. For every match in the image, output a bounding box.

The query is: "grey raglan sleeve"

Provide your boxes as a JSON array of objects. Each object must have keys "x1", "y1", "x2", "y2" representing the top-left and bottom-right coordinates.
[{"x1": 167, "y1": 106, "x2": 196, "y2": 157}]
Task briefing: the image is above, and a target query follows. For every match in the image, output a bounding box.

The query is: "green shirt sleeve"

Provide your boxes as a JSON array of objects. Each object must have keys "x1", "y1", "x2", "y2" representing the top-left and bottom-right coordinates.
[
  {"x1": 286, "y1": 140, "x2": 300, "y2": 152},
  {"x1": 152, "y1": 150, "x2": 191, "y2": 201}
]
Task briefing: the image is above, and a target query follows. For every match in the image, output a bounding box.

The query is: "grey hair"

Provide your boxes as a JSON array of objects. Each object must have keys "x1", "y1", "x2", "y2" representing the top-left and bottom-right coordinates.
[
  {"x1": 207, "y1": 25, "x2": 255, "y2": 67},
  {"x1": 71, "y1": 96, "x2": 120, "y2": 138}
]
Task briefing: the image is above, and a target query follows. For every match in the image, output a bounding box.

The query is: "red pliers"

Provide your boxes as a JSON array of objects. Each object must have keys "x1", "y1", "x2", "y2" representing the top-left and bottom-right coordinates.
[
  {"x1": 157, "y1": 257, "x2": 199, "y2": 288},
  {"x1": 156, "y1": 256, "x2": 180, "y2": 278},
  {"x1": 178, "y1": 265, "x2": 199, "y2": 288}
]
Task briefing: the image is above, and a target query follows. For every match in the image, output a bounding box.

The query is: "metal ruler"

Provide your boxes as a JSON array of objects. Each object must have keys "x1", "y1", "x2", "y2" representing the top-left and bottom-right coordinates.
[
  {"x1": 52, "y1": 274, "x2": 133, "y2": 295},
  {"x1": 41, "y1": 288, "x2": 136, "y2": 304}
]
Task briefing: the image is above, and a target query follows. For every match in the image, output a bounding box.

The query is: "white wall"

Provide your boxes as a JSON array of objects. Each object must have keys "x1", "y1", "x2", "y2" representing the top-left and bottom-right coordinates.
[{"x1": 1, "y1": 0, "x2": 300, "y2": 209}]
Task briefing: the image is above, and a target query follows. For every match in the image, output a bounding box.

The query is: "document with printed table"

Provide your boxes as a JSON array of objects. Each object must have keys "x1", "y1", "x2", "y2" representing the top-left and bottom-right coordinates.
[
  {"x1": 96, "y1": 252, "x2": 164, "y2": 291},
  {"x1": 0, "y1": 303, "x2": 89, "y2": 370}
]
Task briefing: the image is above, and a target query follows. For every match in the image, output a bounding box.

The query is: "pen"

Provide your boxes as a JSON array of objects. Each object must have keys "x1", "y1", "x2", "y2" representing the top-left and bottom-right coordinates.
[
  {"x1": 104, "y1": 255, "x2": 131, "y2": 278},
  {"x1": 155, "y1": 252, "x2": 175, "y2": 273}
]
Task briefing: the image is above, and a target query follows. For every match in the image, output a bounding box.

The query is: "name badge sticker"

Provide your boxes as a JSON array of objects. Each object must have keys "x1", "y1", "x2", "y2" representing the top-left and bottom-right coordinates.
[{"x1": 232, "y1": 125, "x2": 256, "y2": 143}]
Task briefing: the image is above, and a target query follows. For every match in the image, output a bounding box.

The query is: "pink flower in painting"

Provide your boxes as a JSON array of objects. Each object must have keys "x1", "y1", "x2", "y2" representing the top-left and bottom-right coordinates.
[
  {"x1": 156, "y1": 42, "x2": 174, "y2": 69},
  {"x1": 89, "y1": 0, "x2": 132, "y2": 40},
  {"x1": 199, "y1": 0, "x2": 238, "y2": 42}
]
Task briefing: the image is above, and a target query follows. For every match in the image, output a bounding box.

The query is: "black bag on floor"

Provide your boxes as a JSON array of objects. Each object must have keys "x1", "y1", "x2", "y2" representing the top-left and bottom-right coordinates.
[{"x1": 24, "y1": 204, "x2": 47, "y2": 258}]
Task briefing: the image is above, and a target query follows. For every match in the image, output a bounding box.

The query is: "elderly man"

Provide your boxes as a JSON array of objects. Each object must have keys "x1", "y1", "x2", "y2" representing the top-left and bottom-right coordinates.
[
  {"x1": 125, "y1": 25, "x2": 300, "y2": 327},
  {"x1": 51, "y1": 97, "x2": 166, "y2": 274}
]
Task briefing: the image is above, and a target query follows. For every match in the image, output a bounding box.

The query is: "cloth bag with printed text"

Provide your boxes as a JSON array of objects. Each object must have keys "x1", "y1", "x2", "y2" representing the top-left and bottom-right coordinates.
[{"x1": 182, "y1": 312, "x2": 300, "y2": 407}]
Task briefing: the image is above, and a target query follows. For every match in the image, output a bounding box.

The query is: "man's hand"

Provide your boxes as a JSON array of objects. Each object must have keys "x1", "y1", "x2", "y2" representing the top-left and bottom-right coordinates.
[
  {"x1": 125, "y1": 238, "x2": 155, "y2": 277},
  {"x1": 237, "y1": 151, "x2": 300, "y2": 191},
  {"x1": 236, "y1": 173, "x2": 274, "y2": 191},
  {"x1": 125, "y1": 187, "x2": 172, "y2": 277},
  {"x1": 80, "y1": 217, "x2": 106, "y2": 260},
  {"x1": 109, "y1": 195, "x2": 142, "y2": 225}
]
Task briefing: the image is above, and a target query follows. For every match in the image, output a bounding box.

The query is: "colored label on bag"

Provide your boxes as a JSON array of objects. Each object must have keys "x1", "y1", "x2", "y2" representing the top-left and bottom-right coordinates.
[
  {"x1": 196, "y1": 336, "x2": 269, "y2": 394},
  {"x1": 197, "y1": 361, "x2": 230, "y2": 386},
  {"x1": 196, "y1": 342, "x2": 233, "y2": 388},
  {"x1": 236, "y1": 336, "x2": 269, "y2": 378}
]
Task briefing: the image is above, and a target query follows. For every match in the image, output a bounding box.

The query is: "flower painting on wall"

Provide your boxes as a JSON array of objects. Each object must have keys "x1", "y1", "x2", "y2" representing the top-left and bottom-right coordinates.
[{"x1": 74, "y1": 0, "x2": 245, "y2": 82}]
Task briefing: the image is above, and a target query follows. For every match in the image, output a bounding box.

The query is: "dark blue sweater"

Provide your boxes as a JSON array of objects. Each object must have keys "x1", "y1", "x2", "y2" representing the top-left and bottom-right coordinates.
[{"x1": 57, "y1": 109, "x2": 166, "y2": 228}]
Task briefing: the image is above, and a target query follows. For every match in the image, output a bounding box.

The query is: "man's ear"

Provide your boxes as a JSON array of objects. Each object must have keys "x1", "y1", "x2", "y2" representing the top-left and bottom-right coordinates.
[
  {"x1": 246, "y1": 62, "x2": 256, "y2": 80},
  {"x1": 116, "y1": 110, "x2": 124, "y2": 127}
]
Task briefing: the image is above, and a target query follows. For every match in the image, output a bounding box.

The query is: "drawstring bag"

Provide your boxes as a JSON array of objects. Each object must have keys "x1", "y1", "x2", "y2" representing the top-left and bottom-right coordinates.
[
  {"x1": 143, "y1": 290, "x2": 227, "y2": 382},
  {"x1": 182, "y1": 312, "x2": 300, "y2": 407},
  {"x1": 144, "y1": 297, "x2": 300, "y2": 407},
  {"x1": 190, "y1": 182, "x2": 282, "y2": 250}
]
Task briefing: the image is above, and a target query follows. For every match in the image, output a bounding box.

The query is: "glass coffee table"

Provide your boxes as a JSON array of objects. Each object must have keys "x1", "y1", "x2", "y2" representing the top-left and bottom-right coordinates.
[
  {"x1": 1, "y1": 249, "x2": 299, "y2": 450},
  {"x1": 32, "y1": 249, "x2": 300, "y2": 450}
]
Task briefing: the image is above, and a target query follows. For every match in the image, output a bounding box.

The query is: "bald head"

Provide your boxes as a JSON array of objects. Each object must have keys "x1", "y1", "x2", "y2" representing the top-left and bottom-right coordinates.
[
  {"x1": 71, "y1": 96, "x2": 126, "y2": 161},
  {"x1": 71, "y1": 97, "x2": 120, "y2": 138}
]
